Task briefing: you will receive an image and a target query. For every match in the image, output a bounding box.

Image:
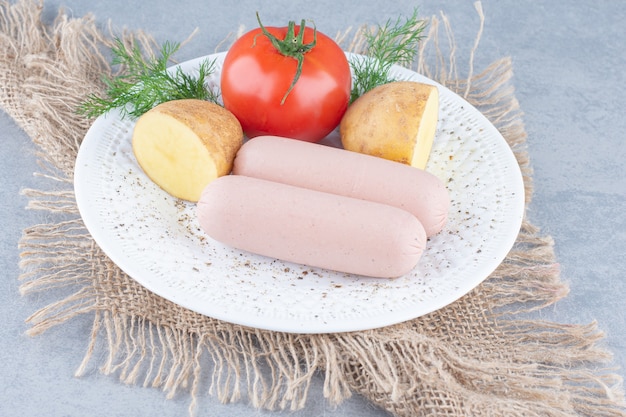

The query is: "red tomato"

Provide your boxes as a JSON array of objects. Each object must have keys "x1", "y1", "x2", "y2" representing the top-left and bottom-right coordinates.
[{"x1": 220, "y1": 18, "x2": 351, "y2": 143}]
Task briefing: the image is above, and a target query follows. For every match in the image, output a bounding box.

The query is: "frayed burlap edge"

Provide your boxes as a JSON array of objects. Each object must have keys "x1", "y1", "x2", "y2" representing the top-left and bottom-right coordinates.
[{"x1": 3, "y1": 0, "x2": 625, "y2": 416}]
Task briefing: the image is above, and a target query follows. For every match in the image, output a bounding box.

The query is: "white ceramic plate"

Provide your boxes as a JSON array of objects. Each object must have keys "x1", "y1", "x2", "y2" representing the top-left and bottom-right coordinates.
[{"x1": 74, "y1": 52, "x2": 524, "y2": 334}]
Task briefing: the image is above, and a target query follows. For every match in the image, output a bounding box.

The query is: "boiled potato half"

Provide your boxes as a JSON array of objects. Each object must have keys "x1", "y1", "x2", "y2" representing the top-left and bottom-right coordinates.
[
  {"x1": 340, "y1": 81, "x2": 439, "y2": 170},
  {"x1": 132, "y1": 99, "x2": 244, "y2": 202}
]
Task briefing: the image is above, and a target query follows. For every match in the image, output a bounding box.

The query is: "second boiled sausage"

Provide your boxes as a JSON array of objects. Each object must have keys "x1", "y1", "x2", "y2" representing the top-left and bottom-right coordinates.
[{"x1": 197, "y1": 175, "x2": 427, "y2": 278}]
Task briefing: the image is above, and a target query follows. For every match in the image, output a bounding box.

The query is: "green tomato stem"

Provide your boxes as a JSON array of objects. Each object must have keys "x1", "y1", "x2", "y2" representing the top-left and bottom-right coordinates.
[{"x1": 255, "y1": 12, "x2": 317, "y2": 105}]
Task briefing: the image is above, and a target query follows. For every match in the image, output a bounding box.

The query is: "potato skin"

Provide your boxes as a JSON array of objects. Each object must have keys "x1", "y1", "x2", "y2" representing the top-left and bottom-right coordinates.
[
  {"x1": 339, "y1": 81, "x2": 437, "y2": 167},
  {"x1": 148, "y1": 99, "x2": 244, "y2": 177}
]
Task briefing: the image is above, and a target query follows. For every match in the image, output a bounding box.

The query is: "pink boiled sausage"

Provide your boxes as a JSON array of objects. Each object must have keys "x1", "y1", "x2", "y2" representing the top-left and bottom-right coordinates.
[
  {"x1": 232, "y1": 136, "x2": 449, "y2": 237},
  {"x1": 197, "y1": 175, "x2": 427, "y2": 278}
]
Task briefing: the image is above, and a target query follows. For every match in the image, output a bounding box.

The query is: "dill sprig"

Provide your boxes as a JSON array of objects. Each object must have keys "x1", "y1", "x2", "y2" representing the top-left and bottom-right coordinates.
[
  {"x1": 78, "y1": 38, "x2": 219, "y2": 119},
  {"x1": 349, "y1": 9, "x2": 427, "y2": 103}
]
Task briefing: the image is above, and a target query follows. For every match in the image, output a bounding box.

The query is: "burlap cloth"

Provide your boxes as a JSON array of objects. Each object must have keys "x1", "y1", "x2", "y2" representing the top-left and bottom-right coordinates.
[{"x1": 3, "y1": 1, "x2": 626, "y2": 416}]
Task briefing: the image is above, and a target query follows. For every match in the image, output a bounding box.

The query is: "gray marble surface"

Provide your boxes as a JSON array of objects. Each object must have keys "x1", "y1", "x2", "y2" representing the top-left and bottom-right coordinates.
[{"x1": 1, "y1": 1, "x2": 625, "y2": 416}]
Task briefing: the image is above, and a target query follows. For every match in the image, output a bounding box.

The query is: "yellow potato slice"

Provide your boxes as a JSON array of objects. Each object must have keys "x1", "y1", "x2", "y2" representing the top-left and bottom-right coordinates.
[
  {"x1": 340, "y1": 81, "x2": 439, "y2": 170},
  {"x1": 132, "y1": 99, "x2": 243, "y2": 202}
]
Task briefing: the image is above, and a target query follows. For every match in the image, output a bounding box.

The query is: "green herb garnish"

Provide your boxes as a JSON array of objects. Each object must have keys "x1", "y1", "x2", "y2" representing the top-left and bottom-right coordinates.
[
  {"x1": 349, "y1": 8, "x2": 427, "y2": 103},
  {"x1": 78, "y1": 38, "x2": 219, "y2": 119}
]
